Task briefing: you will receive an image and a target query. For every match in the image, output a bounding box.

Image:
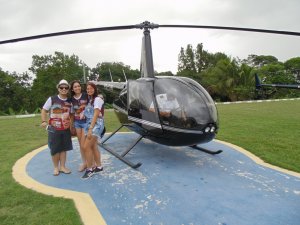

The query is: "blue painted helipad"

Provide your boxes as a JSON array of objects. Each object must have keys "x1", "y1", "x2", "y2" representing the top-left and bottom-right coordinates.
[{"x1": 26, "y1": 133, "x2": 300, "y2": 225}]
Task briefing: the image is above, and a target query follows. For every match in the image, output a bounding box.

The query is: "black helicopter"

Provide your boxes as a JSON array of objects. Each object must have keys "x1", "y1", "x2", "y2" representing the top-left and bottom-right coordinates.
[{"x1": 1, "y1": 21, "x2": 300, "y2": 168}]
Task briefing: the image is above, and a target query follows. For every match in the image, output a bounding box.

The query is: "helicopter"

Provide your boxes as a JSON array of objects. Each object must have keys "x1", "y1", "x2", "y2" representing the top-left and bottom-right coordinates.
[
  {"x1": 255, "y1": 73, "x2": 300, "y2": 99},
  {"x1": 1, "y1": 21, "x2": 300, "y2": 168},
  {"x1": 255, "y1": 73, "x2": 300, "y2": 90}
]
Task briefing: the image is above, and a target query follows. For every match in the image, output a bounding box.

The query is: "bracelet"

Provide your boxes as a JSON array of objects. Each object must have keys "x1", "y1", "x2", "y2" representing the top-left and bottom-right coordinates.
[{"x1": 42, "y1": 121, "x2": 47, "y2": 123}]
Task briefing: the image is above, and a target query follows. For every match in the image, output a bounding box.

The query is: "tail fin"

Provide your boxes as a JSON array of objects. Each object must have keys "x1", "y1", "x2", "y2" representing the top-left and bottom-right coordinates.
[{"x1": 255, "y1": 73, "x2": 262, "y2": 89}]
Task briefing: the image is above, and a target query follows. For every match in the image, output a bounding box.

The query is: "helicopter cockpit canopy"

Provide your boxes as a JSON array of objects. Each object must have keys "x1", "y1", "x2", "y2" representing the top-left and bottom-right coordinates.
[{"x1": 127, "y1": 77, "x2": 218, "y2": 132}]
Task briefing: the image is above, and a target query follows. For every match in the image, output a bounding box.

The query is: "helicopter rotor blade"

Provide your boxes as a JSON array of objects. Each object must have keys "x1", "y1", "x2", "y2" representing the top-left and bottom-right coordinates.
[
  {"x1": 1, "y1": 21, "x2": 300, "y2": 45},
  {"x1": 158, "y1": 24, "x2": 300, "y2": 36},
  {"x1": 0, "y1": 24, "x2": 139, "y2": 45}
]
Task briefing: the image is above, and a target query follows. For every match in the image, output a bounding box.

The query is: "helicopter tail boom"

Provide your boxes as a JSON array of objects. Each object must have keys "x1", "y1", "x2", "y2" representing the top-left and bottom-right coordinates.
[{"x1": 255, "y1": 73, "x2": 300, "y2": 90}]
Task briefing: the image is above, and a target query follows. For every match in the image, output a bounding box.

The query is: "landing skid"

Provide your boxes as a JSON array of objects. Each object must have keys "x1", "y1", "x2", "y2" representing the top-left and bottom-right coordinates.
[
  {"x1": 99, "y1": 124, "x2": 143, "y2": 169},
  {"x1": 190, "y1": 145, "x2": 223, "y2": 155}
]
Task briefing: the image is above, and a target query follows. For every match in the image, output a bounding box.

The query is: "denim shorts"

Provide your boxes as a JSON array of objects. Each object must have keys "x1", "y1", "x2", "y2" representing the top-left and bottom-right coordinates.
[
  {"x1": 74, "y1": 119, "x2": 86, "y2": 129},
  {"x1": 84, "y1": 118, "x2": 104, "y2": 139}
]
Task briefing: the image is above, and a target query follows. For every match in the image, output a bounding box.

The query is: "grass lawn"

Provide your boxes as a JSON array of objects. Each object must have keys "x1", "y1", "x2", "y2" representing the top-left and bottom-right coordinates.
[
  {"x1": 0, "y1": 99, "x2": 299, "y2": 224},
  {"x1": 216, "y1": 99, "x2": 300, "y2": 173}
]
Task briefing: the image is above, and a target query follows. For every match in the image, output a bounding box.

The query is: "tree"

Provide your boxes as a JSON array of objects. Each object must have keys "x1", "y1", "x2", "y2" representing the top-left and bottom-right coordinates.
[
  {"x1": 244, "y1": 54, "x2": 278, "y2": 68},
  {"x1": 201, "y1": 58, "x2": 241, "y2": 101},
  {"x1": 29, "y1": 52, "x2": 86, "y2": 108},
  {"x1": 178, "y1": 47, "x2": 187, "y2": 72},
  {"x1": 156, "y1": 71, "x2": 174, "y2": 76},
  {"x1": 91, "y1": 62, "x2": 139, "y2": 82},
  {"x1": 0, "y1": 69, "x2": 32, "y2": 114},
  {"x1": 90, "y1": 62, "x2": 140, "y2": 104},
  {"x1": 195, "y1": 43, "x2": 212, "y2": 73},
  {"x1": 177, "y1": 44, "x2": 196, "y2": 73},
  {"x1": 284, "y1": 57, "x2": 300, "y2": 82},
  {"x1": 255, "y1": 62, "x2": 300, "y2": 98}
]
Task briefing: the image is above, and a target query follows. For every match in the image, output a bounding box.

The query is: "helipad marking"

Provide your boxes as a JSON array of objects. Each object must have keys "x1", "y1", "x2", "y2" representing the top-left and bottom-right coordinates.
[
  {"x1": 13, "y1": 133, "x2": 300, "y2": 224},
  {"x1": 12, "y1": 144, "x2": 107, "y2": 225}
]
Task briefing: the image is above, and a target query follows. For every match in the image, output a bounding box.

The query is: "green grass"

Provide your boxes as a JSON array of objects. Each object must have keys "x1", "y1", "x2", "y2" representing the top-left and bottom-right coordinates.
[
  {"x1": 0, "y1": 117, "x2": 82, "y2": 225},
  {"x1": 216, "y1": 100, "x2": 300, "y2": 172},
  {"x1": 0, "y1": 100, "x2": 299, "y2": 224}
]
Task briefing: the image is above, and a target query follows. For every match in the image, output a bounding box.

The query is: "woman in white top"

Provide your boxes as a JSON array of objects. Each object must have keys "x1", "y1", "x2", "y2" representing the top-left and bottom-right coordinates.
[{"x1": 81, "y1": 82, "x2": 104, "y2": 180}]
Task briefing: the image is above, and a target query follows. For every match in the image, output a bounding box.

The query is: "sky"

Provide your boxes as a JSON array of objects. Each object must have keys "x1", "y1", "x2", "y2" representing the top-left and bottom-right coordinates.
[{"x1": 1, "y1": 0, "x2": 300, "y2": 75}]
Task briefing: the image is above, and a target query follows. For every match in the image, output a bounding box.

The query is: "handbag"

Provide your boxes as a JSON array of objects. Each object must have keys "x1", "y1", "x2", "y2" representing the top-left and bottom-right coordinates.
[{"x1": 70, "y1": 127, "x2": 77, "y2": 136}]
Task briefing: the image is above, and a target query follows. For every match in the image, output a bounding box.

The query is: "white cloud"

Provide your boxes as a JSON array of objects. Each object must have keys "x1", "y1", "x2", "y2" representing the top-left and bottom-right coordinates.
[{"x1": 1, "y1": 0, "x2": 300, "y2": 74}]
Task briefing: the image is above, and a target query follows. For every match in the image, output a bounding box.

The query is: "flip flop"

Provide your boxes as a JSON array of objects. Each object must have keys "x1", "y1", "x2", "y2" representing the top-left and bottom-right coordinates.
[
  {"x1": 53, "y1": 168, "x2": 60, "y2": 176},
  {"x1": 60, "y1": 168, "x2": 71, "y2": 174}
]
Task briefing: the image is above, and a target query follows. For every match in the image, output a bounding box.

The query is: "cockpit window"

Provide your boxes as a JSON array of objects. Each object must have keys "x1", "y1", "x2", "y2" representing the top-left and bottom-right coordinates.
[
  {"x1": 180, "y1": 77, "x2": 218, "y2": 122},
  {"x1": 154, "y1": 78, "x2": 217, "y2": 129}
]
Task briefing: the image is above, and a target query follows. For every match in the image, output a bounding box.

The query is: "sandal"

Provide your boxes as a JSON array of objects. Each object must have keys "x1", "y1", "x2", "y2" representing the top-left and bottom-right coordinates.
[
  {"x1": 53, "y1": 168, "x2": 60, "y2": 176},
  {"x1": 60, "y1": 167, "x2": 71, "y2": 174}
]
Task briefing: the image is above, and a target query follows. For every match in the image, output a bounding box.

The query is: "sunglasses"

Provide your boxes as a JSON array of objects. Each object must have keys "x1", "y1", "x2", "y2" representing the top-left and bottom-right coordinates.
[{"x1": 59, "y1": 86, "x2": 69, "y2": 90}]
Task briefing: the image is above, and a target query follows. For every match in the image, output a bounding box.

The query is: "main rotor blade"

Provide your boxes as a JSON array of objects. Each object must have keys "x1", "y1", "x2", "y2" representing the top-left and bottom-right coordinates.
[
  {"x1": 158, "y1": 24, "x2": 300, "y2": 36},
  {"x1": 1, "y1": 21, "x2": 300, "y2": 45},
  {"x1": 0, "y1": 24, "x2": 138, "y2": 44}
]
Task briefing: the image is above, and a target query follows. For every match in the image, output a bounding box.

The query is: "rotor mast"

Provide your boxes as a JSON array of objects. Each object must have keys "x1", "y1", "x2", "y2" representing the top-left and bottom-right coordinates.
[{"x1": 137, "y1": 21, "x2": 158, "y2": 78}]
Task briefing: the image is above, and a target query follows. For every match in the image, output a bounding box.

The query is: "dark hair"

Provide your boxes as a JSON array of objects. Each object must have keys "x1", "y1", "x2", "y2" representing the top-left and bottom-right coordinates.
[
  {"x1": 70, "y1": 80, "x2": 81, "y2": 97},
  {"x1": 87, "y1": 81, "x2": 98, "y2": 105}
]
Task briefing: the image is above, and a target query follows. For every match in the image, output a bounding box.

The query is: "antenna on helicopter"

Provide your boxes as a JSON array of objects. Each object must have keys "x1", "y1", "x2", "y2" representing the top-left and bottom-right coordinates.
[
  {"x1": 122, "y1": 69, "x2": 128, "y2": 82},
  {"x1": 109, "y1": 68, "x2": 114, "y2": 82}
]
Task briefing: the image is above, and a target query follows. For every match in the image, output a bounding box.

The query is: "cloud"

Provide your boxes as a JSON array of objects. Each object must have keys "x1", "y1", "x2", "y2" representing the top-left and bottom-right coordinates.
[{"x1": 1, "y1": 0, "x2": 300, "y2": 74}]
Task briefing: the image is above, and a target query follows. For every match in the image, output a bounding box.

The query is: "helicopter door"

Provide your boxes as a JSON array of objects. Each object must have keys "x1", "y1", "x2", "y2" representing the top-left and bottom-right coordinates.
[{"x1": 127, "y1": 79, "x2": 163, "y2": 134}]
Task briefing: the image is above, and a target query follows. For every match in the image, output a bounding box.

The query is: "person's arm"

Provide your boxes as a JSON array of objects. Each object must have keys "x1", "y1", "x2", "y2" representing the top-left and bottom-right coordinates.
[
  {"x1": 41, "y1": 97, "x2": 51, "y2": 128},
  {"x1": 41, "y1": 109, "x2": 48, "y2": 128},
  {"x1": 69, "y1": 113, "x2": 76, "y2": 135},
  {"x1": 87, "y1": 108, "x2": 100, "y2": 139},
  {"x1": 70, "y1": 103, "x2": 74, "y2": 127},
  {"x1": 87, "y1": 97, "x2": 102, "y2": 139}
]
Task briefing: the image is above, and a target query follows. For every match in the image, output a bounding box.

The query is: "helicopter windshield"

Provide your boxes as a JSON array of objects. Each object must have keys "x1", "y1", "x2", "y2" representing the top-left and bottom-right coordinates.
[
  {"x1": 153, "y1": 77, "x2": 218, "y2": 129},
  {"x1": 128, "y1": 79, "x2": 162, "y2": 134},
  {"x1": 179, "y1": 77, "x2": 218, "y2": 122}
]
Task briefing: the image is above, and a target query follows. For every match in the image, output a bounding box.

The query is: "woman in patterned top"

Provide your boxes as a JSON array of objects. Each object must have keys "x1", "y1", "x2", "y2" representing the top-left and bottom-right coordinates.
[{"x1": 70, "y1": 80, "x2": 88, "y2": 172}]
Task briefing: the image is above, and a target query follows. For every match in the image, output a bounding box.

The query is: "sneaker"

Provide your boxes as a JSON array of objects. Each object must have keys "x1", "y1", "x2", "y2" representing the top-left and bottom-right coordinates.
[
  {"x1": 81, "y1": 169, "x2": 94, "y2": 180},
  {"x1": 93, "y1": 166, "x2": 103, "y2": 174}
]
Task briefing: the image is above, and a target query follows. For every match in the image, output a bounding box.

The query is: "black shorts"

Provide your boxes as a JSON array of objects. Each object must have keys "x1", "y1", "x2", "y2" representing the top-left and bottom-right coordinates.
[{"x1": 48, "y1": 129, "x2": 73, "y2": 156}]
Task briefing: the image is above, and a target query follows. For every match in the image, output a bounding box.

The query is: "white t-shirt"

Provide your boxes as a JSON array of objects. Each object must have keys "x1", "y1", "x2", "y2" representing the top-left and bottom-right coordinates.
[{"x1": 93, "y1": 96, "x2": 104, "y2": 110}]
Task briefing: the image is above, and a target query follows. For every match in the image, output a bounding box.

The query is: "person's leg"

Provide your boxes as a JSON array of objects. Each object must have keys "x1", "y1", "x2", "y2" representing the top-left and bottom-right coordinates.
[
  {"x1": 59, "y1": 151, "x2": 71, "y2": 173},
  {"x1": 92, "y1": 139, "x2": 101, "y2": 167},
  {"x1": 51, "y1": 153, "x2": 60, "y2": 175},
  {"x1": 92, "y1": 138, "x2": 103, "y2": 173},
  {"x1": 83, "y1": 137, "x2": 95, "y2": 169},
  {"x1": 76, "y1": 128, "x2": 87, "y2": 171},
  {"x1": 82, "y1": 137, "x2": 97, "y2": 179}
]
